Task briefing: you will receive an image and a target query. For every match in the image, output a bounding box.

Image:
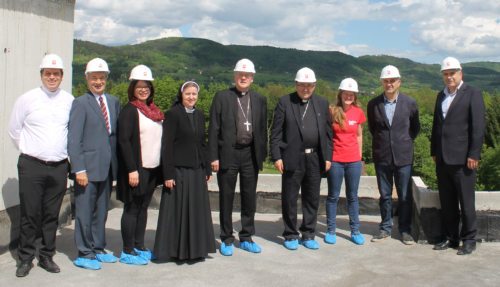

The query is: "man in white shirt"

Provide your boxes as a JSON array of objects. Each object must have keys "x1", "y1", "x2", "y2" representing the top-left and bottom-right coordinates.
[{"x1": 8, "y1": 54, "x2": 74, "y2": 277}]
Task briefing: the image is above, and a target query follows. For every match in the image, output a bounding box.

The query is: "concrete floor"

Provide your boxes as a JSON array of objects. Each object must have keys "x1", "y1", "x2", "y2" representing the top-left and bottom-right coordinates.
[{"x1": 2, "y1": 208, "x2": 500, "y2": 287}]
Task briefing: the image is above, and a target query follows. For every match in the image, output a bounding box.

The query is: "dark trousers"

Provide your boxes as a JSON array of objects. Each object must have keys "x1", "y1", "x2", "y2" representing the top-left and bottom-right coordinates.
[
  {"x1": 121, "y1": 168, "x2": 158, "y2": 253},
  {"x1": 374, "y1": 164, "x2": 413, "y2": 233},
  {"x1": 74, "y1": 174, "x2": 111, "y2": 258},
  {"x1": 282, "y1": 152, "x2": 322, "y2": 240},
  {"x1": 436, "y1": 163, "x2": 477, "y2": 243},
  {"x1": 217, "y1": 146, "x2": 258, "y2": 244},
  {"x1": 17, "y1": 154, "x2": 68, "y2": 262}
]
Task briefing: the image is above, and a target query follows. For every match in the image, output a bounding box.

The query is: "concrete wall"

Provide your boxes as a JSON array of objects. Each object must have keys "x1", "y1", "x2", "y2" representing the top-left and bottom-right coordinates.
[
  {"x1": 0, "y1": 0, "x2": 75, "y2": 211},
  {"x1": 0, "y1": 0, "x2": 75, "y2": 253},
  {"x1": 412, "y1": 177, "x2": 500, "y2": 243},
  {"x1": 2, "y1": 174, "x2": 500, "y2": 254}
]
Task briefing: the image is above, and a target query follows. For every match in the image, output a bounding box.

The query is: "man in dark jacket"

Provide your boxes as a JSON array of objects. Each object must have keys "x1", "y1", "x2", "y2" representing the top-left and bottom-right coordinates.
[
  {"x1": 431, "y1": 57, "x2": 485, "y2": 255},
  {"x1": 367, "y1": 65, "x2": 420, "y2": 245},
  {"x1": 208, "y1": 59, "x2": 268, "y2": 256},
  {"x1": 270, "y1": 67, "x2": 332, "y2": 250}
]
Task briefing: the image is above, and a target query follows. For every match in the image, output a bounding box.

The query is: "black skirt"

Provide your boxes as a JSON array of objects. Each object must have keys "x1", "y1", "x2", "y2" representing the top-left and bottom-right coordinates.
[{"x1": 154, "y1": 167, "x2": 216, "y2": 260}]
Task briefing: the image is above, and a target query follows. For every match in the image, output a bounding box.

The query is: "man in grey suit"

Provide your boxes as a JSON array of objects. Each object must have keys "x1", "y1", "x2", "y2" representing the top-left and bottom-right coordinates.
[
  {"x1": 68, "y1": 58, "x2": 120, "y2": 270},
  {"x1": 367, "y1": 65, "x2": 420, "y2": 245}
]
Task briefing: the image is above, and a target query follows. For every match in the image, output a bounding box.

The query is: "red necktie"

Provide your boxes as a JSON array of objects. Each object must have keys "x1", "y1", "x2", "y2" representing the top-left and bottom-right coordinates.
[{"x1": 99, "y1": 96, "x2": 110, "y2": 133}]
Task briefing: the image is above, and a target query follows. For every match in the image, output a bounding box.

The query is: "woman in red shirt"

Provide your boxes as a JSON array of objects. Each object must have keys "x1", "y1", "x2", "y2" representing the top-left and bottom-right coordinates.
[{"x1": 325, "y1": 78, "x2": 366, "y2": 245}]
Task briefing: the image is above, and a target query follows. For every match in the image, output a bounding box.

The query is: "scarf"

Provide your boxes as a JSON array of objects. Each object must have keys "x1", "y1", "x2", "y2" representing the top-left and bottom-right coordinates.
[{"x1": 130, "y1": 100, "x2": 165, "y2": 122}]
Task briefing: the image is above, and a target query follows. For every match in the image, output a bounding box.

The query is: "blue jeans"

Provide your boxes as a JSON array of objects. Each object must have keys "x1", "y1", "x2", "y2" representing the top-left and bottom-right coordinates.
[
  {"x1": 375, "y1": 164, "x2": 413, "y2": 234},
  {"x1": 326, "y1": 161, "x2": 362, "y2": 234}
]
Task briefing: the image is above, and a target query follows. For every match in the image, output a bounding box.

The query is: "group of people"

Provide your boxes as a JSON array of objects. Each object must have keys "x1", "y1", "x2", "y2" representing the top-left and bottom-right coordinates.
[{"x1": 9, "y1": 53, "x2": 485, "y2": 278}]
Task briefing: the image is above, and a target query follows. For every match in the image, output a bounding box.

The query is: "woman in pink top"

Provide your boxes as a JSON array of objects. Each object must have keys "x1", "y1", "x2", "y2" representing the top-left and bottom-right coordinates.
[{"x1": 325, "y1": 78, "x2": 366, "y2": 245}]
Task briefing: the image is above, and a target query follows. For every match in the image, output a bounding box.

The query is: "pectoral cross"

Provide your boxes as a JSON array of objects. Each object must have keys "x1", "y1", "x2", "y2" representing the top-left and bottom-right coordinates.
[{"x1": 244, "y1": 120, "x2": 252, "y2": 131}]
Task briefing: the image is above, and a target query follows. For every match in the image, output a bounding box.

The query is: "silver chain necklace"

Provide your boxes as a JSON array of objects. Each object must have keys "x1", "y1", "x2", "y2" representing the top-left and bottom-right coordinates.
[
  {"x1": 237, "y1": 95, "x2": 251, "y2": 131},
  {"x1": 301, "y1": 100, "x2": 310, "y2": 121}
]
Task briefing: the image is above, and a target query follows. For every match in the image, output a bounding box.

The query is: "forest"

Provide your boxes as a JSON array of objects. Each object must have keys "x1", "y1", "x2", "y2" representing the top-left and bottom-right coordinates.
[
  {"x1": 73, "y1": 76, "x2": 500, "y2": 191},
  {"x1": 72, "y1": 37, "x2": 500, "y2": 191}
]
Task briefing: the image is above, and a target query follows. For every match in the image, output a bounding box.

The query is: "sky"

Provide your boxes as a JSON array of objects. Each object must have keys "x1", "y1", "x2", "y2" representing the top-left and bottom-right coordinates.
[{"x1": 74, "y1": 0, "x2": 500, "y2": 64}]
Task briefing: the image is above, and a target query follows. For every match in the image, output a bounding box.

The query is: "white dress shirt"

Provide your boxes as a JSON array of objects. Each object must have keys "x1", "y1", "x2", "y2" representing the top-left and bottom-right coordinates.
[
  {"x1": 442, "y1": 81, "x2": 463, "y2": 119},
  {"x1": 9, "y1": 86, "x2": 74, "y2": 161}
]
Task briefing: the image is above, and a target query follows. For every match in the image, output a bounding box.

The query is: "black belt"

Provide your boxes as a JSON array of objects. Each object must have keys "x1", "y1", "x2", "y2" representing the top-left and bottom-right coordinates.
[
  {"x1": 234, "y1": 143, "x2": 252, "y2": 149},
  {"x1": 20, "y1": 153, "x2": 67, "y2": 166},
  {"x1": 304, "y1": 148, "x2": 316, "y2": 154}
]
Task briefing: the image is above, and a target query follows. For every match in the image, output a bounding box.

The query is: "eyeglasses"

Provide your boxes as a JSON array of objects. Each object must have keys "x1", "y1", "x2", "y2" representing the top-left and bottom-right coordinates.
[
  {"x1": 382, "y1": 78, "x2": 399, "y2": 84},
  {"x1": 135, "y1": 86, "x2": 150, "y2": 90},
  {"x1": 235, "y1": 72, "x2": 254, "y2": 78},
  {"x1": 296, "y1": 83, "x2": 316, "y2": 88},
  {"x1": 442, "y1": 70, "x2": 460, "y2": 77},
  {"x1": 42, "y1": 71, "x2": 62, "y2": 78}
]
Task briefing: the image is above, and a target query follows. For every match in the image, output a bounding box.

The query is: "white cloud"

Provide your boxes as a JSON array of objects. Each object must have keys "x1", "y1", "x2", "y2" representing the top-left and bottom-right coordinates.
[
  {"x1": 74, "y1": 0, "x2": 500, "y2": 62},
  {"x1": 410, "y1": 4, "x2": 500, "y2": 61},
  {"x1": 134, "y1": 29, "x2": 183, "y2": 44}
]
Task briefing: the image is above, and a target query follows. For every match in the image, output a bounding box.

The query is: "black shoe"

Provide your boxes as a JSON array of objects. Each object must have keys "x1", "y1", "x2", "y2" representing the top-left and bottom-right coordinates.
[
  {"x1": 371, "y1": 230, "x2": 390, "y2": 242},
  {"x1": 16, "y1": 262, "x2": 33, "y2": 277},
  {"x1": 457, "y1": 241, "x2": 476, "y2": 255},
  {"x1": 401, "y1": 232, "x2": 415, "y2": 245},
  {"x1": 38, "y1": 256, "x2": 60, "y2": 273},
  {"x1": 433, "y1": 240, "x2": 459, "y2": 250}
]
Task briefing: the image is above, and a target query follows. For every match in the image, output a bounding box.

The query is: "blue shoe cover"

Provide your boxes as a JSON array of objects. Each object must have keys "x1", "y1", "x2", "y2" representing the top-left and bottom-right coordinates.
[
  {"x1": 240, "y1": 241, "x2": 262, "y2": 253},
  {"x1": 95, "y1": 252, "x2": 118, "y2": 263},
  {"x1": 220, "y1": 242, "x2": 234, "y2": 256},
  {"x1": 119, "y1": 252, "x2": 148, "y2": 265},
  {"x1": 302, "y1": 239, "x2": 319, "y2": 250},
  {"x1": 134, "y1": 248, "x2": 155, "y2": 261},
  {"x1": 73, "y1": 257, "x2": 101, "y2": 270},
  {"x1": 351, "y1": 232, "x2": 365, "y2": 245},
  {"x1": 283, "y1": 239, "x2": 299, "y2": 250},
  {"x1": 324, "y1": 232, "x2": 337, "y2": 244}
]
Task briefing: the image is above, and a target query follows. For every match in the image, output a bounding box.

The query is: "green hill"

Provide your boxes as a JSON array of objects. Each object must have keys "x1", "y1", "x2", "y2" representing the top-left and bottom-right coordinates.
[{"x1": 73, "y1": 37, "x2": 500, "y2": 92}]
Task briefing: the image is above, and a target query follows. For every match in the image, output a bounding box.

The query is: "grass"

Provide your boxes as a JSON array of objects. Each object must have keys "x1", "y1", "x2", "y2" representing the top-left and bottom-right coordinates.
[{"x1": 261, "y1": 161, "x2": 280, "y2": 174}]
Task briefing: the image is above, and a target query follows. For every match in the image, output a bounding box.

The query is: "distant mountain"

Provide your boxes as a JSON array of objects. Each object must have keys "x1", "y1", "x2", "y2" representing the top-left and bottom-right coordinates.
[{"x1": 73, "y1": 38, "x2": 500, "y2": 92}]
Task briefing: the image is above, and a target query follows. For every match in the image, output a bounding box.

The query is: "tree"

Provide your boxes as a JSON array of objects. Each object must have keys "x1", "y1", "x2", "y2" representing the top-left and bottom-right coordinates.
[
  {"x1": 483, "y1": 91, "x2": 500, "y2": 148},
  {"x1": 417, "y1": 112, "x2": 433, "y2": 141},
  {"x1": 153, "y1": 76, "x2": 183, "y2": 111},
  {"x1": 478, "y1": 145, "x2": 500, "y2": 191},
  {"x1": 69, "y1": 76, "x2": 497, "y2": 191},
  {"x1": 412, "y1": 135, "x2": 437, "y2": 189},
  {"x1": 109, "y1": 82, "x2": 129, "y2": 105}
]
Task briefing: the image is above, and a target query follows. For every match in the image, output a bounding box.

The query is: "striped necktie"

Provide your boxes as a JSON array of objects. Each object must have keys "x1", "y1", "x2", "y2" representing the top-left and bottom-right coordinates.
[{"x1": 99, "y1": 96, "x2": 110, "y2": 133}]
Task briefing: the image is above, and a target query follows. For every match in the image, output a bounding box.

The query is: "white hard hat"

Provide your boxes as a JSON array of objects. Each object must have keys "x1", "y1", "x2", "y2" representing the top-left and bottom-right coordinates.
[
  {"x1": 295, "y1": 67, "x2": 316, "y2": 83},
  {"x1": 234, "y1": 58, "x2": 256, "y2": 73},
  {"x1": 441, "y1": 57, "x2": 462, "y2": 71},
  {"x1": 129, "y1": 65, "x2": 154, "y2": 81},
  {"x1": 339, "y1": 78, "x2": 359, "y2": 93},
  {"x1": 40, "y1": 54, "x2": 64, "y2": 70},
  {"x1": 380, "y1": 65, "x2": 401, "y2": 79},
  {"x1": 85, "y1": 58, "x2": 110, "y2": 75}
]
